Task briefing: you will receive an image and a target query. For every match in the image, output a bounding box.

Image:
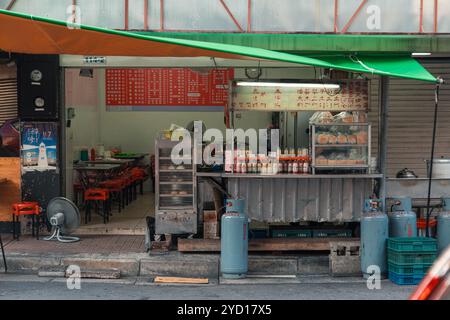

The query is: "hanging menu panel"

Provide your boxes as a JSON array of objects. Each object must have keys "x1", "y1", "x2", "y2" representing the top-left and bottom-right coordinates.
[
  {"x1": 106, "y1": 68, "x2": 234, "y2": 110},
  {"x1": 231, "y1": 80, "x2": 369, "y2": 112}
]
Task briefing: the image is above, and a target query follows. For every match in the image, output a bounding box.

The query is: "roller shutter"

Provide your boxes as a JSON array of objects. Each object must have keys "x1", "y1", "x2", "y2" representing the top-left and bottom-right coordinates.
[
  {"x1": 369, "y1": 59, "x2": 450, "y2": 178},
  {"x1": 0, "y1": 69, "x2": 18, "y2": 125}
]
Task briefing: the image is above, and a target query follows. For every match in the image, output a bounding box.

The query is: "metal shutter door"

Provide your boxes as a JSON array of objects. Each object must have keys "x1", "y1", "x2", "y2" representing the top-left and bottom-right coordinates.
[
  {"x1": 369, "y1": 59, "x2": 450, "y2": 178},
  {"x1": 0, "y1": 77, "x2": 18, "y2": 125}
]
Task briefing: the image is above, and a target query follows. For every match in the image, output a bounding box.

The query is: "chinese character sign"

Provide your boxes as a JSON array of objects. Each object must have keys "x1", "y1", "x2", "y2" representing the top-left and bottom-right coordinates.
[{"x1": 231, "y1": 81, "x2": 369, "y2": 112}]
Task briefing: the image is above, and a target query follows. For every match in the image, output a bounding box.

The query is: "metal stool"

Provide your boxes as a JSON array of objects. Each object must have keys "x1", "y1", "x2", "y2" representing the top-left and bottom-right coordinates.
[{"x1": 12, "y1": 202, "x2": 41, "y2": 240}]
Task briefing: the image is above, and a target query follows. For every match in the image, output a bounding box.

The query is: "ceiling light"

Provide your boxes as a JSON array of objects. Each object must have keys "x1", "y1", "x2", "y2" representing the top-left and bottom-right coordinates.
[
  {"x1": 412, "y1": 53, "x2": 432, "y2": 57},
  {"x1": 236, "y1": 82, "x2": 340, "y2": 89}
]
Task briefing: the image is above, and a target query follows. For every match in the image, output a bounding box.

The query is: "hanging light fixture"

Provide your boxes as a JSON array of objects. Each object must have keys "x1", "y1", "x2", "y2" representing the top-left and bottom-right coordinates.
[{"x1": 236, "y1": 82, "x2": 340, "y2": 89}]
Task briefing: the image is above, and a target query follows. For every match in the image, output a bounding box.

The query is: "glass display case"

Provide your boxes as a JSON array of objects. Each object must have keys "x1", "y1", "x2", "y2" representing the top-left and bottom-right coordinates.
[
  {"x1": 310, "y1": 123, "x2": 371, "y2": 174},
  {"x1": 155, "y1": 139, "x2": 197, "y2": 235}
]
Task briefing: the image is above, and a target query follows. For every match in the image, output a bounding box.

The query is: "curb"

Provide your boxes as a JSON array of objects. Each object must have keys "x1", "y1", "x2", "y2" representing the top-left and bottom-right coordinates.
[{"x1": 1, "y1": 252, "x2": 333, "y2": 279}]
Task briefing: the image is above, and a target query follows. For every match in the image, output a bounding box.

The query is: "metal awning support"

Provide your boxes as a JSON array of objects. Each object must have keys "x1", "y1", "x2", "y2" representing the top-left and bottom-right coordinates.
[
  {"x1": 426, "y1": 79, "x2": 444, "y2": 236},
  {"x1": 378, "y1": 76, "x2": 390, "y2": 209}
]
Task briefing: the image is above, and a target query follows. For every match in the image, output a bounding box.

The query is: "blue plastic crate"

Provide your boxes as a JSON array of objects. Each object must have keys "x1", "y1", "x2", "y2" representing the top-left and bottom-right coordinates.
[
  {"x1": 389, "y1": 271, "x2": 425, "y2": 285},
  {"x1": 249, "y1": 229, "x2": 268, "y2": 239},
  {"x1": 387, "y1": 237, "x2": 437, "y2": 252},
  {"x1": 388, "y1": 262, "x2": 432, "y2": 275},
  {"x1": 388, "y1": 249, "x2": 436, "y2": 265},
  {"x1": 271, "y1": 229, "x2": 312, "y2": 238},
  {"x1": 312, "y1": 229, "x2": 352, "y2": 238}
]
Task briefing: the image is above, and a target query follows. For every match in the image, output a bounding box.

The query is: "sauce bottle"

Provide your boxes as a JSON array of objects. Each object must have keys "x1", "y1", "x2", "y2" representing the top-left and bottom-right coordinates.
[{"x1": 90, "y1": 148, "x2": 96, "y2": 161}]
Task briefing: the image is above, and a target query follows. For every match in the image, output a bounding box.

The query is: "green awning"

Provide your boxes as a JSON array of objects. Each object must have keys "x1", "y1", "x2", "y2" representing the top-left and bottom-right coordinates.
[
  {"x1": 136, "y1": 32, "x2": 450, "y2": 54},
  {"x1": 0, "y1": 9, "x2": 438, "y2": 83},
  {"x1": 305, "y1": 54, "x2": 438, "y2": 83}
]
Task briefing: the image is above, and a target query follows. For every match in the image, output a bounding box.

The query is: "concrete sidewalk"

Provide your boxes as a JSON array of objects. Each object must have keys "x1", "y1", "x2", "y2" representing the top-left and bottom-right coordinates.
[
  {"x1": 2, "y1": 250, "x2": 331, "y2": 279},
  {"x1": 1, "y1": 235, "x2": 332, "y2": 280}
]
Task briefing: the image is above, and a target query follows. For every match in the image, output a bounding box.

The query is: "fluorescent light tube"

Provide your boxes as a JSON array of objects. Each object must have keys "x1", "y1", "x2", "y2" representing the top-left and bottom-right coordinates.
[
  {"x1": 412, "y1": 53, "x2": 431, "y2": 57},
  {"x1": 236, "y1": 82, "x2": 340, "y2": 89}
]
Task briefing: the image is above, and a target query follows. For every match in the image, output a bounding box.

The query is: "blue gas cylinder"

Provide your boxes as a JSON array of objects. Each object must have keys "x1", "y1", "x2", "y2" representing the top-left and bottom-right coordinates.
[
  {"x1": 225, "y1": 198, "x2": 245, "y2": 214},
  {"x1": 361, "y1": 199, "x2": 388, "y2": 278},
  {"x1": 389, "y1": 197, "x2": 417, "y2": 238},
  {"x1": 221, "y1": 199, "x2": 248, "y2": 279},
  {"x1": 438, "y1": 198, "x2": 450, "y2": 253}
]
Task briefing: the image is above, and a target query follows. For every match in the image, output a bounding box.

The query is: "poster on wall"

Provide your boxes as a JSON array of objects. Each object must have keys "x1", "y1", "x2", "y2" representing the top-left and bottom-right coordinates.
[
  {"x1": 21, "y1": 122, "x2": 58, "y2": 172},
  {"x1": 105, "y1": 68, "x2": 234, "y2": 111}
]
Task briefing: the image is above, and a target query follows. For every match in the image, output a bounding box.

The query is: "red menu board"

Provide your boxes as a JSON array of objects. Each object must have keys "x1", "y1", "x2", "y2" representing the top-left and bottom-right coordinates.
[{"x1": 106, "y1": 68, "x2": 234, "y2": 108}]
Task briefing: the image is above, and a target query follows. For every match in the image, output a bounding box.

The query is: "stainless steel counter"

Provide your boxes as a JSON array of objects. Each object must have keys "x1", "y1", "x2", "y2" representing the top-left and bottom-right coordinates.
[
  {"x1": 197, "y1": 172, "x2": 383, "y2": 179},
  {"x1": 197, "y1": 172, "x2": 381, "y2": 223}
]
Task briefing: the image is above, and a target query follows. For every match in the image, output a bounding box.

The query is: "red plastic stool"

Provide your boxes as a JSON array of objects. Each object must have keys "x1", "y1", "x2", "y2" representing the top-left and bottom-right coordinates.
[
  {"x1": 84, "y1": 189, "x2": 110, "y2": 224},
  {"x1": 131, "y1": 167, "x2": 148, "y2": 196},
  {"x1": 99, "y1": 180, "x2": 125, "y2": 213},
  {"x1": 12, "y1": 202, "x2": 41, "y2": 240}
]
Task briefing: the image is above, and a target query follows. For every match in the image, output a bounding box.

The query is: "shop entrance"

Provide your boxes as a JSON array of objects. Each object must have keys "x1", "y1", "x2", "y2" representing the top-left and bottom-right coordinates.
[
  {"x1": 64, "y1": 67, "x2": 155, "y2": 235},
  {"x1": 62, "y1": 63, "x2": 269, "y2": 236}
]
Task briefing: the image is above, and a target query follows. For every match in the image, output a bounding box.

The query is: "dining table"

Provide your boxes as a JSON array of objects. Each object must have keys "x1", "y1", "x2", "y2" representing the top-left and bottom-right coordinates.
[
  {"x1": 112, "y1": 153, "x2": 149, "y2": 164},
  {"x1": 81, "y1": 159, "x2": 134, "y2": 166},
  {"x1": 74, "y1": 163, "x2": 122, "y2": 189}
]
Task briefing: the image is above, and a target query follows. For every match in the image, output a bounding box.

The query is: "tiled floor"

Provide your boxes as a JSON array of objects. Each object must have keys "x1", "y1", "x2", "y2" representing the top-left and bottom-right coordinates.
[
  {"x1": 74, "y1": 192, "x2": 155, "y2": 236},
  {"x1": 2, "y1": 234, "x2": 145, "y2": 254},
  {"x1": 0, "y1": 193, "x2": 153, "y2": 255}
]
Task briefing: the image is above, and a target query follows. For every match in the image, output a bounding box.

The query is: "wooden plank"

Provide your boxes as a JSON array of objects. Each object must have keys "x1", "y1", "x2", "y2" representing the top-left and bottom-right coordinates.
[
  {"x1": 154, "y1": 277, "x2": 209, "y2": 284},
  {"x1": 177, "y1": 238, "x2": 360, "y2": 253},
  {"x1": 0, "y1": 158, "x2": 21, "y2": 222}
]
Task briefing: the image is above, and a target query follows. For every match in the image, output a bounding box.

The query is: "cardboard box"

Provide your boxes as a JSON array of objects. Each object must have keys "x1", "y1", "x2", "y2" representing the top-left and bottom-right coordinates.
[
  {"x1": 204, "y1": 221, "x2": 219, "y2": 239},
  {"x1": 203, "y1": 210, "x2": 219, "y2": 223}
]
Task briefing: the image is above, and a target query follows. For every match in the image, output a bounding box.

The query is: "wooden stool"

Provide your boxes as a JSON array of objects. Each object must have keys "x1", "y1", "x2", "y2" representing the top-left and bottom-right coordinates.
[{"x1": 12, "y1": 202, "x2": 41, "y2": 240}]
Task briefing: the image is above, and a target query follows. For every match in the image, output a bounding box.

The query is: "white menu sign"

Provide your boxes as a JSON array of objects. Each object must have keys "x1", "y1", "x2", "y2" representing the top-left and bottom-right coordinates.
[{"x1": 231, "y1": 80, "x2": 369, "y2": 112}]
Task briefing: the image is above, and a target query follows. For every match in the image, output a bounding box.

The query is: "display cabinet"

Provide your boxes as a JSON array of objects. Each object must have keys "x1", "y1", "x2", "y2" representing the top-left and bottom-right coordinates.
[
  {"x1": 155, "y1": 139, "x2": 197, "y2": 235},
  {"x1": 310, "y1": 123, "x2": 371, "y2": 174}
]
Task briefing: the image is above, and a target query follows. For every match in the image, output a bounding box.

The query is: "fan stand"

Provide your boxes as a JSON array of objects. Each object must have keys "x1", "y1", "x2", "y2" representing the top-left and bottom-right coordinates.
[{"x1": 44, "y1": 227, "x2": 80, "y2": 243}]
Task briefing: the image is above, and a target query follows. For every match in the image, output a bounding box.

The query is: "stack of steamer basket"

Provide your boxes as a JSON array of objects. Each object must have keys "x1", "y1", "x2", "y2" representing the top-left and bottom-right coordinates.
[{"x1": 387, "y1": 237, "x2": 438, "y2": 285}]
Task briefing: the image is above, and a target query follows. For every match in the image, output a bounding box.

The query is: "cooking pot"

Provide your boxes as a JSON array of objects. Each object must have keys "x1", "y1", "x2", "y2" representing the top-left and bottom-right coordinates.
[
  {"x1": 396, "y1": 168, "x2": 418, "y2": 179},
  {"x1": 425, "y1": 158, "x2": 450, "y2": 178}
]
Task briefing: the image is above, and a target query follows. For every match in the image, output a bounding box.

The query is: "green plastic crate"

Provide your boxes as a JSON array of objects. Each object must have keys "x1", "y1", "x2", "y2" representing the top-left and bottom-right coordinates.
[
  {"x1": 388, "y1": 262, "x2": 432, "y2": 275},
  {"x1": 271, "y1": 229, "x2": 312, "y2": 238},
  {"x1": 388, "y1": 249, "x2": 437, "y2": 265},
  {"x1": 312, "y1": 229, "x2": 352, "y2": 238},
  {"x1": 387, "y1": 237, "x2": 437, "y2": 252}
]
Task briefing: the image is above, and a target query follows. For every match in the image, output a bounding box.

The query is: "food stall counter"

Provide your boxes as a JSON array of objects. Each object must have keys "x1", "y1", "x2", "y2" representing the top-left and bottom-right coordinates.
[{"x1": 197, "y1": 172, "x2": 382, "y2": 179}]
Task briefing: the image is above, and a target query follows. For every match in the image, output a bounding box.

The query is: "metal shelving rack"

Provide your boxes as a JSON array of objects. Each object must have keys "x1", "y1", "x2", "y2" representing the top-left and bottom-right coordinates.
[
  {"x1": 310, "y1": 123, "x2": 371, "y2": 175},
  {"x1": 155, "y1": 139, "x2": 197, "y2": 235}
]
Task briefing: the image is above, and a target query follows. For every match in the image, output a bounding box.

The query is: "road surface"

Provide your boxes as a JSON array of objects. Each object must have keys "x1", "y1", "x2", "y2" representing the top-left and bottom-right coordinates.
[{"x1": 0, "y1": 274, "x2": 413, "y2": 300}]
